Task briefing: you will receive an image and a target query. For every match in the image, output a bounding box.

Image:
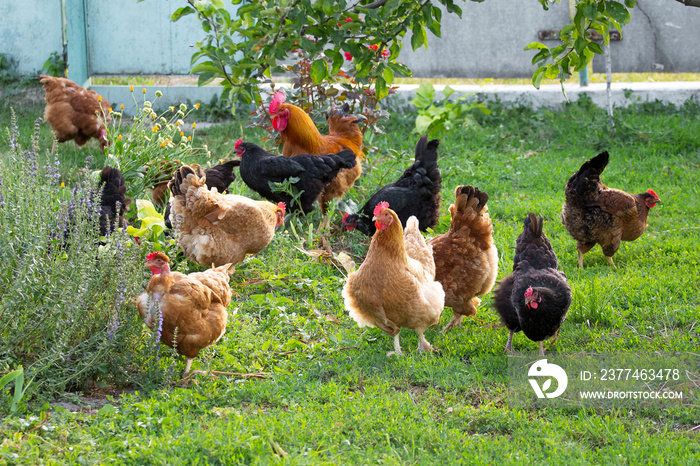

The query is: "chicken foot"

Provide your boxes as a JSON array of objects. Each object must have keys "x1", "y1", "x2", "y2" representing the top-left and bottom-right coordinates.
[{"x1": 441, "y1": 314, "x2": 464, "y2": 333}]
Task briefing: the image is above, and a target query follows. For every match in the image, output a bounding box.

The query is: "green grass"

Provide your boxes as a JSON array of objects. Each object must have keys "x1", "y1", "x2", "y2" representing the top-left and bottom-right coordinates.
[{"x1": 0, "y1": 85, "x2": 699, "y2": 464}]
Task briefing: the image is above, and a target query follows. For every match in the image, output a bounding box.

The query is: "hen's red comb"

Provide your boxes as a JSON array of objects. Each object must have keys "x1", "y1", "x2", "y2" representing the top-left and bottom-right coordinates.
[
  {"x1": 269, "y1": 91, "x2": 286, "y2": 113},
  {"x1": 373, "y1": 201, "x2": 389, "y2": 217},
  {"x1": 524, "y1": 286, "x2": 533, "y2": 298},
  {"x1": 277, "y1": 202, "x2": 286, "y2": 212},
  {"x1": 647, "y1": 189, "x2": 658, "y2": 199},
  {"x1": 146, "y1": 252, "x2": 159, "y2": 261},
  {"x1": 235, "y1": 138, "x2": 242, "y2": 148}
]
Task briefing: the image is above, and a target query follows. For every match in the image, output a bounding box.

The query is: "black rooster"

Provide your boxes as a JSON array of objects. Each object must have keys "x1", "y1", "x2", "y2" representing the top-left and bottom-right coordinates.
[
  {"x1": 341, "y1": 135, "x2": 441, "y2": 236},
  {"x1": 492, "y1": 213, "x2": 572, "y2": 356},
  {"x1": 234, "y1": 140, "x2": 356, "y2": 213}
]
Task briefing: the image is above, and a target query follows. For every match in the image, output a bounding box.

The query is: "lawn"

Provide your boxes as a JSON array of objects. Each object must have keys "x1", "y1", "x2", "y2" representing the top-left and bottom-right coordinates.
[{"x1": 0, "y1": 84, "x2": 699, "y2": 464}]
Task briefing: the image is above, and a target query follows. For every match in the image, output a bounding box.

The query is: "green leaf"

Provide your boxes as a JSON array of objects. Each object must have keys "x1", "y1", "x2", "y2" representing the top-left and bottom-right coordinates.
[
  {"x1": 171, "y1": 6, "x2": 195, "y2": 22},
  {"x1": 375, "y1": 76, "x2": 388, "y2": 101},
  {"x1": 588, "y1": 41, "x2": 604, "y2": 55},
  {"x1": 325, "y1": 50, "x2": 344, "y2": 75},
  {"x1": 605, "y1": 1, "x2": 630, "y2": 25},
  {"x1": 532, "y1": 67, "x2": 545, "y2": 89},
  {"x1": 382, "y1": 67, "x2": 394, "y2": 85},
  {"x1": 582, "y1": 3, "x2": 599, "y2": 21},
  {"x1": 524, "y1": 42, "x2": 549, "y2": 51},
  {"x1": 414, "y1": 114, "x2": 434, "y2": 134},
  {"x1": 411, "y1": 23, "x2": 427, "y2": 51},
  {"x1": 310, "y1": 59, "x2": 328, "y2": 84}
]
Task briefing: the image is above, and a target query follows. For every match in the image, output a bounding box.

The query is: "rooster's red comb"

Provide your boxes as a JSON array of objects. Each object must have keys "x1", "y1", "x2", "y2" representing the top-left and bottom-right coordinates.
[
  {"x1": 524, "y1": 286, "x2": 533, "y2": 298},
  {"x1": 235, "y1": 138, "x2": 242, "y2": 148},
  {"x1": 277, "y1": 202, "x2": 286, "y2": 212},
  {"x1": 647, "y1": 189, "x2": 659, "y2": 199},
  {"x1": 373, "y1": 201, "x2": 390, "y2": 217},
  {"x1": 269, "y1": 91, "x2": 286, "y2": 113}
]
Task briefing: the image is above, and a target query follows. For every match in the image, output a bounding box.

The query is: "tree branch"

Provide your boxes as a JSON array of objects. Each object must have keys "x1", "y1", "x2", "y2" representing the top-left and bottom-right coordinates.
[{"x1": 675, "y1": 0, "x2": 700, "y2": 7}]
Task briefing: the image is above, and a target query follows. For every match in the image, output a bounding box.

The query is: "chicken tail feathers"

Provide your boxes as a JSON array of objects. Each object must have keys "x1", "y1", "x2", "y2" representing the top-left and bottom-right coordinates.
[
  {"x1": 525, "y1": 212, "x2": 543, "y2": 238},
  {"x1": 169, "y1": 164, "x2": 204, "y2": 197},
  {"x1": 566, "y1": 150, "x2": 609, "y2": 202},
  {"x1": 335, "y1": 149, "x2": 358, "y2": 169}
]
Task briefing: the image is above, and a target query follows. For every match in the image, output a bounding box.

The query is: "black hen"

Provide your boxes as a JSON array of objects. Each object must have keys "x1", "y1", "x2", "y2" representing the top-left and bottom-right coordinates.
[
  {"x1": 492, "y1": 213, "x2": 571, "y2": 356},
  {"x1": 98, "y1": 166, "x2": 131, "y2": 237},
  {"x1": 234, "y1": 140, "x2": 356, "y2": 213},
  {"x1": 164, "y1": 160, "x2": 240, "y2": 229},
  {"x1": 341, "y1": 135, "x2": 441, "y2": 236}
]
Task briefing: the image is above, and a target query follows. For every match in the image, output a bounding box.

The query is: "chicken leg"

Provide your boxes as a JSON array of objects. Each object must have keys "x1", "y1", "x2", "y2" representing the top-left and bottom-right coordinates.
[
  {"x1": 386, "y1": 334, "x2": 403, "y2": 357},
  {"x1": 505, "y1": 330, "x2": 515, "y2": 354},
  {"x1": 416, "y1": 331, "x2": 439, "y2": 354}
]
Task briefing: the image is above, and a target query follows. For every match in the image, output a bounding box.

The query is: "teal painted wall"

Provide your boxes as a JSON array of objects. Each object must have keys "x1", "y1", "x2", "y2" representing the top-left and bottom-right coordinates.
[
  {"x1": 0, "y1": 0, "x2": 63, "y2": 75},
  {"x1": 85, "y1": 0, "x2": 236, "y2": 76}
]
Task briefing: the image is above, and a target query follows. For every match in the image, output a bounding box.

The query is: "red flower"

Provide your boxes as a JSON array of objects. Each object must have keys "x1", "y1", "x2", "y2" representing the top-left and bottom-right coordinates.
[
  {"x1": 368, "y1": 44, "x2": 379, "y2": 51},
  {"x1": 343, "y1": 17, "x2": 353, "y2": 22},
  {"x1": 382, "y1": 49, "x2": 390, "y2": 58},
  {"x1": 344, "y1": 52, "x2": 353, "y2": 61}
]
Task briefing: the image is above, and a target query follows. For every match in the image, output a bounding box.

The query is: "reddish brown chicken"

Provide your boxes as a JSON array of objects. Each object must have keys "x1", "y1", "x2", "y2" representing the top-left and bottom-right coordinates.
[
  {"x1": 429, "y1": 186, "x2": 499, "y2": 332},
  {"x1": 40, "y1": 75, "x2": 111, "y2": 150},
  {"x1": 561, "y1": 151, "x2": 661, "y2": 267},
  {"x1": 136, "y1": 252, "x2": 234, "y2": 376},
  {"x1": 269, "y1": 90, "x2": 364, "y2": 211}
]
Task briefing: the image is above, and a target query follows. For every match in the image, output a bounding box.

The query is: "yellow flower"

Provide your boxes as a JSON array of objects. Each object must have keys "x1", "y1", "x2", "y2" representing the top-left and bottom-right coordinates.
[
  {"x1": 142, "y1": 88, "x2": 146, "y2": 94},
  {"x1": 169, "y1": 106, "x2": 175, "y2": 112},
  {"x1": 61, "y1": 182, "x2": 65, "y2": 188},
  {"x1": 98, "y1": 95, "x2": 102, "y2": 102},
  {"x1": 192, "y1": 122, "x2": 197, "y2": 129},
  {"x1": 118, "y1": 134, "x2": 123, "y2": 140},
  {"x1": 180, "y1": 131, "x2": 184, "y2": 137},
  {"x1": 195, "y1": 103, "x2": 201, "y2": 109},
  {"x1": 152, "y1": 125, "x2": 159, "y2": 132},
  {"x1": 160, "y1": 141, "x2": 166, "y2": 147},
  {"x1": 120, "y1": 104, "x2": 125, "y2": 109},
  {"x1": 129, "y1": 85, "x2": 134, "y2": 92},
  {"x1": 188, "y1": 136, "x2": 192, "y2": 141}
]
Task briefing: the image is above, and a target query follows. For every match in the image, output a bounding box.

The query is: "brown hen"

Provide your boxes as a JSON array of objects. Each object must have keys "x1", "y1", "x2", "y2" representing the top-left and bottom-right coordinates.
[
  {"x1": 429, "y1": 186, "x2": 499, "y2": 332},
  {"x1": 39, "y1": 75, "x2": 111, "y2": 151},
  {"x1": 136, "y1": 252, "x2": 234, "y2": 376},
  {"x1": 561, "y1": 151, "x2": 660, "y2": 267}
]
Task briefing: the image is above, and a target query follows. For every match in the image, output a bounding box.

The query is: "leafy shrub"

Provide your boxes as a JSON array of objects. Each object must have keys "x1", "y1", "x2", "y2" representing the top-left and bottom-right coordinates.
[
  {"x1": 41, "y1": 51, "x2": 67, "y2": 78},
  {"x1": 104, "y1": 89, "x2": 210, "y2": 201},
  {"x1": 410, "y1": 83, "x2": 489, "y2": 137},
  {"x1": 0, "y1": 112, "x2": 165, "y2": 408}
]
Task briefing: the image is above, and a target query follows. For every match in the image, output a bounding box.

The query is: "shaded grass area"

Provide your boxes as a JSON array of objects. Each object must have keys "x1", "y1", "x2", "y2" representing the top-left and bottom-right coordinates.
[{"x1": 0, "y1": 85, "x2": 699, "y2": 463}]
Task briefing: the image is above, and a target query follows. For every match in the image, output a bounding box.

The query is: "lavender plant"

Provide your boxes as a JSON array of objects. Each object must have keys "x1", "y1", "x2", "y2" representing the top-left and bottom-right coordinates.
[{"x1": 0, "y1": 111, "x2": 170, "y2": 406}]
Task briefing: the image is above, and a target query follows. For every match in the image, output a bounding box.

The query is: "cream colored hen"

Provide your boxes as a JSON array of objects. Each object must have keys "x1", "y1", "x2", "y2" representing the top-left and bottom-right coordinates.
[
  {"x1": 168, "y1": 164, "x2": 285, "y2": 267},
  {"x1": 343, "y1": 202, "x2": 445, "y2": 356}
]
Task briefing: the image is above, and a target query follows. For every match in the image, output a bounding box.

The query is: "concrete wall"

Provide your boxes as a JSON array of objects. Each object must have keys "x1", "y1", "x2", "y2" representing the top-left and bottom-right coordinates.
[
  {"x1": 398, "y1": 0, "x2": 700, "y2": 78},
  {"x1": 0, "y1": 0, "x2": 63, "y2": 75},
  {"x1": 86, "y1": 0, "x2": 223, "y2": 75},
  {"x1": 2, "y1": 0, "x2": 699, "y2": 79}
]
